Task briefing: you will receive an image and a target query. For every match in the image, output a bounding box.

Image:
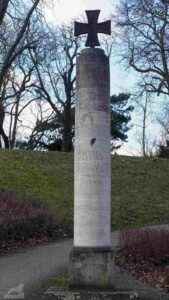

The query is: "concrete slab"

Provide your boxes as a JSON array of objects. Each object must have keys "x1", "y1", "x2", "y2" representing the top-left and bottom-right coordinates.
[{"x1": 44, "y1": 287, "x2": 138, "y2": 300}]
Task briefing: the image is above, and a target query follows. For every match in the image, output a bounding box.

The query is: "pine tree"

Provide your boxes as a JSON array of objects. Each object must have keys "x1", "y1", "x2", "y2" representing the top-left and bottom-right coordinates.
[{"x1": 110, "y1": 93, "x2": 134, "y2": 150}]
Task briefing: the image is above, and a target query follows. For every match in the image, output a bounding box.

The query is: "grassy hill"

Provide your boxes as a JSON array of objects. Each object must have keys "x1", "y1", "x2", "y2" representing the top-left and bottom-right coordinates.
[{"x1": 0, "y1": 149, "x2": 169, "y2": 230}]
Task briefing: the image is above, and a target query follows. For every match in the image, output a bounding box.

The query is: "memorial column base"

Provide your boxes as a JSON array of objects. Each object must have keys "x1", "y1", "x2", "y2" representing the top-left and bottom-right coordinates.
[{"x1": 69, "y1": 248, "x2": 115, "y2": 290}]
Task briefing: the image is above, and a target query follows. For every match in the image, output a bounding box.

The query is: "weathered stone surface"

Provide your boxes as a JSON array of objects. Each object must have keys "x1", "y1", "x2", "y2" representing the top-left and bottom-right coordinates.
[
  {"x1": 69, "y1": 250, "x2": 114, "y2": 289},
  {"x1": 74, "y1": 48, "x2": 111, "y2": 249}
]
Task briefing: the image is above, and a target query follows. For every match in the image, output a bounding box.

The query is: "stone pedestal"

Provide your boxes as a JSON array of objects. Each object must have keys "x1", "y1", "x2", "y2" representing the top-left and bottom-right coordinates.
[
  {"x1": 70, "y1": 48, "x2": 111, "y2": 288},
  {"x1": 69, "y1": 249, "x2": 114, "y2": 289}
]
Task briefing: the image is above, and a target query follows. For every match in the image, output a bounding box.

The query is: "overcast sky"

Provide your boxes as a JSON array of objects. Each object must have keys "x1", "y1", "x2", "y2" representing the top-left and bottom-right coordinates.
[{"x1": 44, "y1": 0, "x2": 116, "y2": 25}]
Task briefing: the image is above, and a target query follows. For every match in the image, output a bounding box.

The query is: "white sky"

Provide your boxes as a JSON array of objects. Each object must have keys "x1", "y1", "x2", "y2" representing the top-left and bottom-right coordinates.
[{"x1": 45, "y1": 0, "x2": 115, "y2": 25}]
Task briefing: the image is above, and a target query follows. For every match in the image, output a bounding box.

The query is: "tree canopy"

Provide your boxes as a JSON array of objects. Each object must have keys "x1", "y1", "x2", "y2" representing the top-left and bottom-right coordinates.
[
  {"x1": 110, "y1": 93, "x2": 133, "y2": 150},
  {"x1": 156, "y1": 140, "x2": 169, "y2": 157}
]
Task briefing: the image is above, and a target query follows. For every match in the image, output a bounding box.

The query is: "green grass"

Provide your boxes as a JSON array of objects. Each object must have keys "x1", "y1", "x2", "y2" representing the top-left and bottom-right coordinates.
[
  {"x1": 0, "y1": 150, "x2": 73, "y2": 229},
  {"x1": 0, "y1": 149, "x2": 169, "y2": 230},
  {"x1": 42, "y1": 273, "x2": 70, "y2": 289}
]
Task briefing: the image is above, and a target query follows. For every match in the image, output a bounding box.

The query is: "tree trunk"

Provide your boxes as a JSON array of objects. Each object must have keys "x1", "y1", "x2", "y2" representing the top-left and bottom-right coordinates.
[
  {"x1": 62, "y1": 126, "x2": 73, "y2": 152},
  {"x1": 142, "y1": 115, "x2": 146, "y2": 157},
  {"x1": 142, "y1": 91, "x2": 148, "y2": 157},
  {"x1": 0, "y1": 101, "x2": 9, "y2": 148},
  {"x1": 10, "y1": 100, "x2": 19, "y2": 148},
  {"x1": 1, "y1": 129, "x2": 9, "y2": 148},
  {"x1": 62, "y1": 103, "x2": 73, "y2": 152},
  {"x1": 0, "y1": 0, "x2": 10, "y2": 25}
]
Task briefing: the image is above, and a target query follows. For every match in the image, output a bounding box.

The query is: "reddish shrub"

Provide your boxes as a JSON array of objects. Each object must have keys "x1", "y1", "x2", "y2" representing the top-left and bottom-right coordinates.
[
  {"x1": 0, "y1": 188, "x2": 59, "y2": 241},
  {"x1": 120, "y1": 228, "x2": 169, "y2": 261}
]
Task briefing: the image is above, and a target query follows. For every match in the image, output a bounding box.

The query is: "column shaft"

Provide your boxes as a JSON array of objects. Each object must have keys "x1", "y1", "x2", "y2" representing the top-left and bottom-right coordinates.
[{"x1": 74, "y1": 48, "x2": 111, "y2": 248}]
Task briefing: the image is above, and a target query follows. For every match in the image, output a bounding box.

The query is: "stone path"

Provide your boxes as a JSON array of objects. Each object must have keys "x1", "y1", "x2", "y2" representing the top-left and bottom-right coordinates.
[
  {"x1": 0, "y1": 238, "x2": 73, "y2": 299},
  {"x1": 1, "y1": 225, "x2": 169, "y2": 299}
]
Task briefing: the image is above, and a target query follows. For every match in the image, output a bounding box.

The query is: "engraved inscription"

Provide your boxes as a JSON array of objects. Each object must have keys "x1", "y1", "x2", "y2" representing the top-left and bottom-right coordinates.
[
  {"x1": 75, "y1": 178, "x2": 108, "y2": 185},
  {"x1": 75, "y1": 161, "x2": 110, "y2": 177},
  {"x1": 77, "y1": 111, "x2": 94, "y2": 126},
  {"x1": 76, "y1": 111, "x2": 110, "y2": 127},
  {"x1": 77, "y1": 61, "x2": 109, "y2": 90},
  {"x1": 75, "y1": 126, "x2": 110, "y2": 139},
  {"x1": 75, "y1": 140, "x2": 110, "y2": 153},
  {"x1": 76, "y1": 88, "x2": 109, "y2": 112},
  {"x1": 86, "y1": 263, "x2": 107, "y2": 275},
  {"x1": 75, "y1": 150, "x2": 109, "y2": 161}
]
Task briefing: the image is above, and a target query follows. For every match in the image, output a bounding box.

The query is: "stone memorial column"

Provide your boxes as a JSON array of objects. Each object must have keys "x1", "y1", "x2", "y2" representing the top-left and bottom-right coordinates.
[
  {"x1": 70, "y1": 10, "x2": 113, "y2": 289},
  {"x1": 74, "y1": 47, "x2": 111, "y2": 249}
]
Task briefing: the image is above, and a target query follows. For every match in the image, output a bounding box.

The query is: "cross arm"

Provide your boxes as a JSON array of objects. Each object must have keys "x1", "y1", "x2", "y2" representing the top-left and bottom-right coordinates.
[
  {"x1": 97, "y1": 20, "x2": 111, "y2": 35},
  {"x1": 74, "y1": 22, "x2": 89, "y2": 36}
]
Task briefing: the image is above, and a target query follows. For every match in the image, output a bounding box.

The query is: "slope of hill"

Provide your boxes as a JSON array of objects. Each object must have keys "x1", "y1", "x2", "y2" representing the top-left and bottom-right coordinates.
[{"x1": 0, "y1": 149, "x2": 169, "y2": 230}]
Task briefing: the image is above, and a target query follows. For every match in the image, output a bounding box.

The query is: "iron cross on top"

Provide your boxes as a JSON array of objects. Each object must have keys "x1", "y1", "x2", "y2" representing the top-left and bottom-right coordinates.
[{"x1": 74, "y1": 10, "x2": 111, "y2": 47}]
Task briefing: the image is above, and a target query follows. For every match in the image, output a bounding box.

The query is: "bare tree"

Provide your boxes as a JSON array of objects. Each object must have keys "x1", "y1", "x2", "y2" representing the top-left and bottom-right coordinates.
[
  {"x1": 28, "y1": 23, "x2": 82, "y2": 152},
  {"x1": 0, "y1": 0, "x2": 41, "y2": 90},
  {"x1": 16, "y1": 100, "x2": 55, "y2": 150},
  {"x1": 114, "y1": 0, "x2": 169, "y2": 97},
  {"x1": 0, "y1": 0, "x2": 42, "y2": 147},
  {"x1": 157, "y1": 98, "x2": 169, "y2": 141},
  {"x1": 132, "y1": 84, "x2": 155, "y2": 156},
  {"x1": 28, "y1": 21, "x2": 115, "y2": 152},
  {"x1": 4, "y1": 60, "x2": 39, "y2": 148}
]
